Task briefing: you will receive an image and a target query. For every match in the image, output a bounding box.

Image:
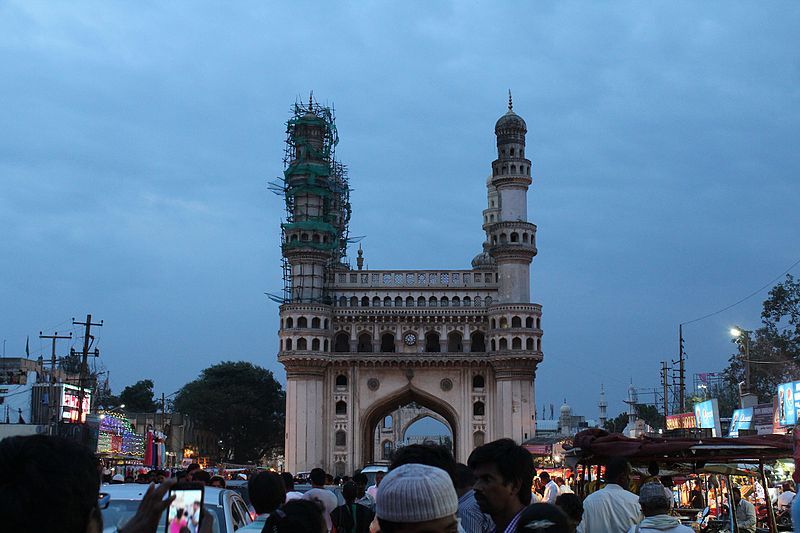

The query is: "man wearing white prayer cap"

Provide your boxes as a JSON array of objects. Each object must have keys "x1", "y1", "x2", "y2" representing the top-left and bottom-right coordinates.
[{"x1": 374, "y1": 463, "x2": 459, "y2": 533}]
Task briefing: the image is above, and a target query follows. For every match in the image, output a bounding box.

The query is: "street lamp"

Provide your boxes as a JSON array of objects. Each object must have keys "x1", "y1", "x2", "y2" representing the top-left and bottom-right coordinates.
[{"x1": 730, "y1": 326, "x2": 751, "y2": 406}]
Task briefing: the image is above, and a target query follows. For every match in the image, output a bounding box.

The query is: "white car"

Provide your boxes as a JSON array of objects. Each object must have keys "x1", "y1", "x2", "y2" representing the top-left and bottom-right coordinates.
[{"x1": 100, "y1": 483, "x2": 253, "y2": 533}]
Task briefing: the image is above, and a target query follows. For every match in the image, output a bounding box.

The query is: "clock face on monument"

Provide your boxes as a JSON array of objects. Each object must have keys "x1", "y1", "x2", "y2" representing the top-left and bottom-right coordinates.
[{"x1": 404, "y1": 333, "x2": 417, "y2": 346}]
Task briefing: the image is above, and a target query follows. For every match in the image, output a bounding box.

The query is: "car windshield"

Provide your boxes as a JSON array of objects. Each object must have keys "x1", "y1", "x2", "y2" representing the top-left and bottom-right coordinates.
[{"x1": 102, "y1": 501, "x2": 223, "y2": 533}]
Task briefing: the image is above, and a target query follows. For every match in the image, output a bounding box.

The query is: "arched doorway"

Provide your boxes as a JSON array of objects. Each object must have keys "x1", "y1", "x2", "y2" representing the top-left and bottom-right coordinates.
[{"x1": 361, "y1": 386, "x2": 458, "y2": 466}]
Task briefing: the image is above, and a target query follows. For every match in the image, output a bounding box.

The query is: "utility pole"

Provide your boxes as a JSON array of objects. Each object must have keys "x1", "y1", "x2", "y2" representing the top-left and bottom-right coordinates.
[
  {"x1": 678, "y1": 325, "x2": 686, "y2": 413},
  {"x1": 661, "y1": 361, "x2": 669, "y2": 418},
  {"x1": 39, "y1": 331, "x2": 72, "y2": 435},
  {"x1": 161, "y1": 392, "x2": 167, "y2": 432},
  {"x1": 73, "y1": 314, "x2": 103, "y2": 424}
]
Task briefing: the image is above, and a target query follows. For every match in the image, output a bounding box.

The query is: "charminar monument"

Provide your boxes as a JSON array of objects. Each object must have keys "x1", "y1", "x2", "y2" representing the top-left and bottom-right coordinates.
[{"x1": 275, "y1": 93, "x2": 543, "y2": 474}]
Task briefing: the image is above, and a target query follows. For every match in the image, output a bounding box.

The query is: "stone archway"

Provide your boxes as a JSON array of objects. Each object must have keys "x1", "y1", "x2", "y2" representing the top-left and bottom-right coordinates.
[
  {"x1": 399, "y1": 410, "x2": 451, "y2": 443},
  {"x1": 361, "y1": 385, "x2": 459, "y2": 466}
]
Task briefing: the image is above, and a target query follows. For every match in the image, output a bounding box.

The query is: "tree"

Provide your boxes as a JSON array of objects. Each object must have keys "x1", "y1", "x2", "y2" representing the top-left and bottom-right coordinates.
[
  {"x1": 636, "y1": 403, "x2": 664, "y2": 431},
  {"x1": 604, "y1": 412, "x2": 628, "y2": 433},
  {"x1": 119, "y1": 379, "x2": 158, "y2": 412},
  {"x1": 721, "y1": 274, "x2": 800, "y2": 406},
  {"x1": 174, "y1": 361, "x2": 285, "y2": 463}
]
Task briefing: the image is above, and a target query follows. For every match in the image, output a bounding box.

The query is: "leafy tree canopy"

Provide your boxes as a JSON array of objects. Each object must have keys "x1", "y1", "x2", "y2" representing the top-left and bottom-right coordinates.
[
  {"x1": 722, "y1": 274, "x2": 800, "y2": 408},
  {"x1": 119, "y1": 379, "x2": 158, "y2": 413},
  {"x1": 173, "y1": 361, "x2": 285, "y2": 463}
]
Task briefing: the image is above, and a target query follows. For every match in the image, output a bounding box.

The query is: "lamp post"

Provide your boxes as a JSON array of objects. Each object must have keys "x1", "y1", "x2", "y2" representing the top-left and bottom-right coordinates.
[{"x1": 730, "y1": 326, "x2": 751, "y2": 407}]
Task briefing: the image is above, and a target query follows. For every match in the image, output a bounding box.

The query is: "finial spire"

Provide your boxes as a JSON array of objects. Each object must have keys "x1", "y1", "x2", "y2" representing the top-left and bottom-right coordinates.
[
  {"x1": 308, "y1": 91, "x2": 314, "y2": 111},
  {"x1": 508, "y1": 89, "x2": 513, "y2": 111},
  {"x1": 356, "y1": 243, "x2": 364, "y2": 270}
]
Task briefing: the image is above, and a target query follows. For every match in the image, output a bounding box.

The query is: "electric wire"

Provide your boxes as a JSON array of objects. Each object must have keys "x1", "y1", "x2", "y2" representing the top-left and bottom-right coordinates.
[{"x1": 681, "y1": 255, "x2": 800, "y2": 326}]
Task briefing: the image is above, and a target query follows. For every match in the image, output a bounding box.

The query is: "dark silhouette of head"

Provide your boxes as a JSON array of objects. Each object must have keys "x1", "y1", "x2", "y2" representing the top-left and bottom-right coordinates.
[
  {"x1": 516, "y1": 503, "x2": 570, "y2": 532},
  {"x1": 389, "y1": 443, "x2": 457, "y2": 487},
  {"x1": 263, "y1": 499, "x2": 325, "y2": 532},
  {"x1": 0, "y1": 435, "x2": 101, "y2": 533},
  {"x1": 468, "y1": 438, "x2": 534, "y2": 506},
  {"x1": 249, "y1": 471, "x2": 286, "y2": 514},
  {"x1": 309, "y1": 467, "x2": 326, "y2": 487}
]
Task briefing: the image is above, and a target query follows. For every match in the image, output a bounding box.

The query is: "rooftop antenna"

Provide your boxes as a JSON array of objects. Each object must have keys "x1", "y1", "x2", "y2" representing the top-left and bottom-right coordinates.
[{"x1": 508, "y1": 89, "x2": 513, "y2": 111}]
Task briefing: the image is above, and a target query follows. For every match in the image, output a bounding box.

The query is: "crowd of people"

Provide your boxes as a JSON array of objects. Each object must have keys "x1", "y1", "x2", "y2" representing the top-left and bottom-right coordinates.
[{"x1": 2, "y1": 433, "x2": 798, "y2": 533}]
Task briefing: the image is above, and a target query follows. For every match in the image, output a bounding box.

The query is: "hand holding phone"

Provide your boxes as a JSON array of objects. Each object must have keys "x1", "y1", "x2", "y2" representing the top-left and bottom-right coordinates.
[{"x1": 166, "y1": 482, "x2": 204, "y2": 533}]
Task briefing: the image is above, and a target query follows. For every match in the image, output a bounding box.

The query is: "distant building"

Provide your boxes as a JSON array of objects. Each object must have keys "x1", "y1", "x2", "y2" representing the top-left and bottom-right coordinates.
[{"x1": 534, "y1": 399, "x2": 596, "y2": 437}]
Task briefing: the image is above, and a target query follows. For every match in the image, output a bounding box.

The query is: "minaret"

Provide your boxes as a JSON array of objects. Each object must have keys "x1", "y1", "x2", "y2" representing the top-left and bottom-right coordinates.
[
  {"x1": 484, "y1": 92, "x2": 543, "y2": 442},
  {"x1": 278, "y1": 94, "x2": 346, "y2": 473},
  {"x1": 598, "y1": 384, "x2": 608, "y2": 428}
]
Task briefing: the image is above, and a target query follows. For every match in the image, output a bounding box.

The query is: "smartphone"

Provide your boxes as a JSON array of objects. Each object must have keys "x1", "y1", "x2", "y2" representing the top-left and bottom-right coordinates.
[{"x1": 166, "y1": 482, "x2": 204, "y2": 533}]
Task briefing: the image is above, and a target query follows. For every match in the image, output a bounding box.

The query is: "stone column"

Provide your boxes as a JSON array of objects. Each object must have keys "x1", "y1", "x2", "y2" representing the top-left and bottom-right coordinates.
[{"x1": 282, "y1": 358, "x2": 328, "y2": 473}]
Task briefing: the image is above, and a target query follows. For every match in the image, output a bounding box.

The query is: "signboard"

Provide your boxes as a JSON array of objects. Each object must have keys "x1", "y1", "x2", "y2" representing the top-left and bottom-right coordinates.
[
  {"x1": 728, "y1": 407, "x2": 754, "y2": 437},
  {"x1": 753, "y1": 403, "x2": 773, "y2": 435},
  {"x1": 694, "y1": 399, "x2": 722, "y2": 437},
  {"x1": 777, "y1": 382, "x2": 800, "y2": 427},
  {"x1": 61, "y1": 384, "x2": 91, "y2": 423},
  {"x1": 666, "y1": 412, "x2": 697, "y2": 430}
]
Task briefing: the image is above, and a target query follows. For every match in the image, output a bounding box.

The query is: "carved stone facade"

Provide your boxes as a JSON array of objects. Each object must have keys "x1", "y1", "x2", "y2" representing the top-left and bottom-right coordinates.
[{"x1": 277, "y1": 96, "x2": 543, "y2": 474}]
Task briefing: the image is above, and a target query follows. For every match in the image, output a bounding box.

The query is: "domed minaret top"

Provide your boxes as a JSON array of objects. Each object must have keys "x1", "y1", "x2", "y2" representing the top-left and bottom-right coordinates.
[{"x1": 494, "y1": 90, "x2": 528, "y2": 137}]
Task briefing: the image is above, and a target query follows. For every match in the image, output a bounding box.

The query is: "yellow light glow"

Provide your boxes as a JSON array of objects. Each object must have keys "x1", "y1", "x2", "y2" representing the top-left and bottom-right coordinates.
[{"x1": 730, "y1": 328, "x2": 742, "y2": 337}]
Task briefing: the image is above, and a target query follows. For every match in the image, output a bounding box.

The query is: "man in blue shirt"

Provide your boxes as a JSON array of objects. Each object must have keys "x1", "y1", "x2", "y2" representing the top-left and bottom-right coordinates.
[{"x1": 454, "y1": 463, "x2": 492, "y2": 533}]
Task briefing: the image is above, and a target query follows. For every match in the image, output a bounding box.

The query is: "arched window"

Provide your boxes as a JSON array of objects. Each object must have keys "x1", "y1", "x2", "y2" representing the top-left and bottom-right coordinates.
[
  {"x1": 380, "y1": 333, "x2": 395, "y2": 353},
  {"x1": 512, "y1": 337, "x2": 522, "y2": 350},
  {"x1": 474, "y1": 431, "x2": 485, "y2": 448},
  {"x1": 301, "y1": 233, "x2": 309, "y2": 241},
  {"x1": 323, "y1": 339, "x2": 328, "y2": 351},
  {"x1": 417, "y1": 296, "x2": 426, "y2": 307},
  {"x1": 357, "y1": 332, "x2": 372, "y2": 353},
  {"x1": 499, "y1": 338, "x2": 508, "y2": 350},
  {"x1": 311, "y1": 317, "x2": 320, "y2": 328},
  {"x1": 382, "y1": 441, "x2": 393, "y2": 460},
  {"x1": 395, "y1": 296, "x2": 403, "y2": 307},
  {"x1": 474, "y1": 296, "x2": 482, "y2": 307},
  {"x1": 311, "y1": 338, "x2": 320, "y2": 351},
  {"x1": 324, "y1": 319, "x2": 329, "y2": 329},
  {"x1": 335, "y1": 430, "x2": 346, "y2": 447},
  {"x1": 286, "y1": 338, "x2": 293, "y2": 351},
  {"x1": 522, "y1": 233, "x2": 529, "y2": 243},
  {"x1": 447, "y1": 331, "x2": 463, "y2": 352},
  {"x1": 499, "y1": 317, "x2": 508, "y2": 328},
  {"x1": 338, "y1": 296, "x2": 347, "y2": 307},
  {"x1": 526, "y1": 338, "x2": 534, "y2": 350},
  {"x1": 499, "y1": 233, "x2": 508, "y2": 244},
  {"x1": 429, "y1": 296, "x2": 437, "y2": 307},
  {"x1": 463, "y1": 296, "x2": 471, "y2": 307},
  {"x1": 537, "y1": 338, "x2": 541, "y2": 350},
  {"x1": 298, "y1": 316, "x2": 307, "y2": 328},
  {"x1": 452, "y1": 296, "x2": 460, "y2": 307},
  {"x1": 536, "y1": 317, "x2": 541, "y2": 329},
  {"x1": 472, "y1": 375, "x2": 485, "y2": 389},
  {"x1": 312, "y1": 234, "x2": 320, "y2": 243},
  {"x1": 473, "y1": 401, "x2": 485, "y2": 417},
  {"x1": 335, "y1": 374, "x2": 348, "y2": 388},
  {"x1": 290, "y1": 234, "x2": 298, "y2": 242},
  {"x1": 297, "y1": 338, "x2": 308, "y2": 350},
  {"x1": 425, "y1": 331, "x2": 440, "y2": 352},
  {"x1": 383, "y1": 415, "x2": 393, "y2": 429},
  {"x1": 286, "y1": 317, "x2": 294, "y2": 329},
  {"x1": 526, "y1": 317, "x2": 533, "y2": 328},
  {"x1": 334, "y1": 332, "x2": 350, "y2": 352},
  {"x1": 512, "y1": 316, "x2": 522, "y2": 328},
  {"x1": 511, "y1": 233, "x2": 518, "y2": 242},
  {"x1": 372, "y1": 296, "x2": 381, "y2": 307},
  {"x1": 384, "y1": 296, "x2": 392, "y2": 307},
  {"x1": 350, "y1": 296, "x2": 358, "y2": 307},
  {"x1": 406, "y1": 296, "x2": 414, "y2": 307},
  {"x1": 490, "y1": 319, "x2": 496, "y2": 329},
  {"x1": 510, "y1": 147, "x2": 515, "y2": 156},
  {"x1": 361, "y1": 296, "x2": 369, "y2": 307},
  {"x1": 470, "y1": 331, "x2": 486, "y2": 352},
  {"x1": 335, "y1": 400, "x2": 347, "y2": 415}
]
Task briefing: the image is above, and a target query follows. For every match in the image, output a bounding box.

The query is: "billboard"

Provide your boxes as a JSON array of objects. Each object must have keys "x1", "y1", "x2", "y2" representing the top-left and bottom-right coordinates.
[
  {"x1": 728, "y1": 407, "x2": 754, "y2": 437},
  {"x1": 753, "y1": 403, "x2": 773, "y2": 435},
  {"x1": 777, "y1": 381, "x2": 800, "y2": 427},
  {"x1": 61, "y1": 384, "x2": 91, "y2": 423},
  {"x1": 694, "y1": 399, "x2": 722, "y2": 437},
  {"x1": 666, "y1": 412, "x2": 697, "y2": 431}
]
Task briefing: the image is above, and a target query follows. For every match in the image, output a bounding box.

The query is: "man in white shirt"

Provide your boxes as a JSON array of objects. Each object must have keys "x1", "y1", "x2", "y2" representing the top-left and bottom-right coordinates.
[
  {"x1": 302, "y1": 468, "x2": 338, "y2": 532},
  {"x1": 777, "y1": 482, "x2": 796, "y2": 511},
  {"x1": 540, "y1": 472, "x2": 559, "y2": 504},
  {"x1": 577, "y1": 458, "x2": 642, "y2": 533}
]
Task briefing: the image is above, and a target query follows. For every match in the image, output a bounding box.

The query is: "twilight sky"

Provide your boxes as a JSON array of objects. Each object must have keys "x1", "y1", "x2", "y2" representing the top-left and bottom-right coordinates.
[{"x1": 1, "y1": 1, "x2": 798, "y2": 425}]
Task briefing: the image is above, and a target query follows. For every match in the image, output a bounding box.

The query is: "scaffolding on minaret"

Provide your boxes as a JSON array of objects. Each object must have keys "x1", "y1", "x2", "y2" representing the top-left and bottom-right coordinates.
[{"x1": 267, "y1": 96, "x2": 353, "y2": 304}]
